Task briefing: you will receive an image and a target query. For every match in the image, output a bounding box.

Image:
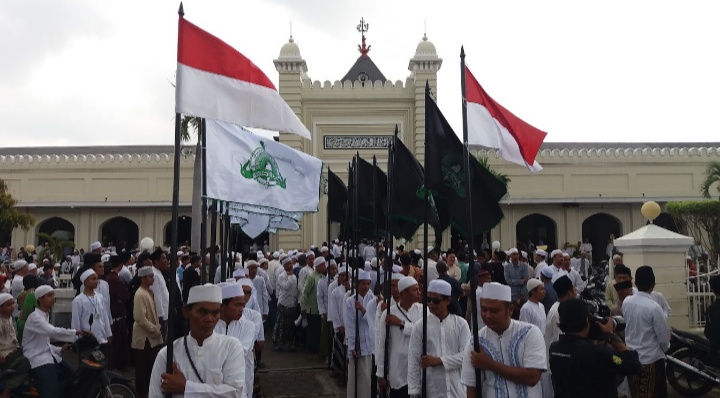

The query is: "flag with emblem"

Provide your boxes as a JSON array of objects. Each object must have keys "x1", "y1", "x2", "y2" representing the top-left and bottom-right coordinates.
[
  {"x1": 205, "y1": 119, "x2": 322, "y2": 214},
  {"x1": 425, "y1": 88, "x2": 507, "y2": 236}
]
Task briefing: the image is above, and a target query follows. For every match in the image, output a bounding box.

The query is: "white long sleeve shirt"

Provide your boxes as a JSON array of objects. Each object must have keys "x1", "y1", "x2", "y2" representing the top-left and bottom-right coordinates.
[
  {"x1": 519, "y1": 301, "x2": 546, "y2": 336},
  {"x1": 408, "y1": 313, "x2": 470, "y2": 398},
  {"x1": 533, "y1": 261, "x2": 547, "y2": 279},
  {"x1": 215, "y1": 318, "x2": 257, "y2": 398},
  {"x1": 71, "y1": 292, "x2": 112, "y2": 344},
  {"x1": 251, "y1": 276, "x2": 269, "y2": 315},
  {"x1": 375, "y1": 302, "x2": 424, "y2": 390},
  {"x1": 461, "y1": 320, "x2": 547, "y2": 398},
  {"x1": 328, "y1": 284, "x2": 347, "y2": 330},
  {"x1": 344, "y1": 291, "x2": 377, "y2": 357},
  {"x1": 151, "y1": 266, "x2": 169, "y2": 320},
  {"x1": 96, "y1": 279, "x2": 113, "y2": 327},
  {"x1": 276, "y1": 272, "x2": 298, "y2": 308},
  {"x1": 242, "y1": 307, "x2": 265, "y2": 343},
  {"x1": 150, "y1": 332, "x2": 245, "y2": 398},
  {"x1": 317, "y1": 276, "x2": 330, "y2": 316},
  {"x1": 22, "y1": 309, "x2": 77, "y2": 369},
  {"x1": 267, "y1": 260, "x2": 281, "y2": 294},
  {"x1": 622, "y1": 291, "x2": 671, "y2": 364}
]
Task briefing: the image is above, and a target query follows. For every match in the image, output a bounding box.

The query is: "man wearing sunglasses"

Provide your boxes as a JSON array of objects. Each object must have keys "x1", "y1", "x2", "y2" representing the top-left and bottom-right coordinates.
[{"x1": 408, "y1": 279, "x2": 470, "y2": 398}]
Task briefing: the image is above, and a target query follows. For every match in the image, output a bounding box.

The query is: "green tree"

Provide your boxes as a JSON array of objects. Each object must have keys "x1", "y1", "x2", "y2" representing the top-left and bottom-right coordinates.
[
  {"x1": 36, "y1": 232, "x2": 75, "y2": 263},
  {"x1": 475, "y1": 155, "x2": 511, "y2": 186},
  {"x1": 0, "y1": 179, "x2": 34, "y2": 237},
  {"x1": 700, "y1": 161, "x2": 720, "y2": 199}
]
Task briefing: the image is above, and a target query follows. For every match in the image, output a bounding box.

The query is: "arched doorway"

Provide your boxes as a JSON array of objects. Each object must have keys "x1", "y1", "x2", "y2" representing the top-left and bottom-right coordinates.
[
  {"x1": 582, "y1": 213, "x2": 622, "y2": 264},
  {"x1": 451, "y1": 227, "x2": 491, "y2": 254},
  {"x1": 653, "y1": 212, "x2": 679, "y2": 233},
  {"x1": 100, "y1": 217, "x2": 139, "y2": 252},
  {"x1": 37, "y1": 217, "x2": 75, "y2": 244},
  {"x1": 164, "y1": 216, "x2": 192, "y2": 247},
  {"x1": 516, "y1": 213, "x2": 557, "y2": 252}
]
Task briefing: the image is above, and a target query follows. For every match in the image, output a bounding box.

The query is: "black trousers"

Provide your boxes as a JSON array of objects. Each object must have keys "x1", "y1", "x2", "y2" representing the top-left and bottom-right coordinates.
[{"x1": 390, "y1": 385, "x2": 409, "y2": 398}]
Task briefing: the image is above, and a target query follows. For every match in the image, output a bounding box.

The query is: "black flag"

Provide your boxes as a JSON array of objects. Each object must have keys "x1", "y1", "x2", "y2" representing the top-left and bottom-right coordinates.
[
  {"x1": 328, "y1": 169, "x2": 347, "y2": 223},
  {"x1": 356, "y1": 156, "x2": 386, "y2": 238},
  {"x1": 425, "y1": 88, "x2": 507, "y2": 235}
]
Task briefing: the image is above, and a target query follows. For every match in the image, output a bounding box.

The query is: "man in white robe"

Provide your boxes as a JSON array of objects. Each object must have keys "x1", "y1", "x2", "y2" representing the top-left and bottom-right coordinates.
[
  {"x1": 150, "y1": 284, "x2": 245, "y2": 398},
  {"x1": 461, "y1": 282, "x2": 547, "y2": 398},
  {"x1": 71, "y1": 269, "x2": 112, "y2": 345},
  {"x1": 376, "y1": 276, "x2": 422, "y2": 397},
  {"x1": 520, "y1": 279, "x2": 546, "y2": 333},
  {"x1": 216, "y1": 283, "x2": 257, "y2": 398},
  {"x1": 344, "y1": 270, "x2": 376, "y2": 398},
  {"x1": 408, "y1": 279, "x2": 470, "y2": 398}
]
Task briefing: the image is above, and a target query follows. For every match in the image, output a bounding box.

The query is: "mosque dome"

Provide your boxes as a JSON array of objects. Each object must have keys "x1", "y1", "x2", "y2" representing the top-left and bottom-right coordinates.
[
  {"x1": 278, "y1": 36, "x2": 302, "y2": 60},
  {"x1": 414, "y1": 34, "x2": 437, "y2": 58}
]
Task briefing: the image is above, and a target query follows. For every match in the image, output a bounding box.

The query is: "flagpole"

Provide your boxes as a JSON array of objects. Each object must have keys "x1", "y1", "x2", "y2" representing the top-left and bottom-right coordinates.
[
  {"x1": 220, "y1": 203, "x2": 229, "y2": 282},
  {"x1": 210, "y1": 200, "x2": 217, "y2": 283},
  {"x1": 326, "y1": 166, "x2": 332, "y2": 245},
  {"x1": 352, "y1": 153, "x2": 360, "y2": 398},
  {"x1": 461, "y1": 45, "x2": 482, "y2": 394},
  {"x1": 372, "y1": 155, "x2": 380, "y2": 295},
  {"x1": 167, "y1": 4, "x2": 184, "y2": 389},
  {"x1": 200, "y1": 117, "x2": 208, "y2": 284},
  {"x1": 382, "y1": 126, "x2": 396, "y2": 397},
  {"x1": 422, "y1": 82, "x2": 430, "y2": 398}
]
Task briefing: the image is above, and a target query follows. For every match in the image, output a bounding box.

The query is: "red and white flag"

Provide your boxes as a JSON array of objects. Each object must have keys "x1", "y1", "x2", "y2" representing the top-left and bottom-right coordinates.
[
  {"x1": 465, "y1": 67, "x2": 547, "y2": 172},
  {"x1": 176, "y1": 17, "x2": 311, "y2": 140}
]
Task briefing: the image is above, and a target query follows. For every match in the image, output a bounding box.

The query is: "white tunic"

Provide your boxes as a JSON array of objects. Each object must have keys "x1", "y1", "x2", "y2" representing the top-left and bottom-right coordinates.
[
  {"x1": 461, "y1": 320, "x2": 547, "y2": 398},
  {"x1": 316, "y1": 276, "x2": 330, "y2": 316},
  {"x1": 215, "y1": 319, "x2": 257, "y2": 398},
  {"x1": 328, "y1": 285, "x2": 347, "y2": 330},
  {"x1": 266, "y1": 260, "x2": 281, "y2": 294},
  {"x1": 276, "y1": 272, "x2": 298, "y2": 308},
  {"x1": 250, "y1": 277, "x2": 269, "y2": 316},
  {"x1": 408, "y1": 313, "x2": 470, "y2": 398},
  {"x1": 344, "y1": 291, "x2": 377, "y2": 357},
  {"x1": 71, "y1": 292, "x2": 112, "y2": 343},
  {"x1": 533, "y1": 262, "x2": 547, "y2": 279},
  {"x1": 150, "y1": 332, "x2": 245, "y2": 398},
  {"x1": 519, "y1": 301, "x2": 546, "y2": 336},
  {"x1": 96, "y1": 279, "x2": 113, "y2": 328},
  {"x1": 242, "y1": 307, "x2": 265, "y2": 343},
  {"x1": 375, "y1": 302, "x2": 423, "y2": 390},
  {"x1": 22, "y1": 309, "x2": 78, "y2": 369},
  {"x1": 151, "y1": 266, "x2": 169, "y2": 320}
]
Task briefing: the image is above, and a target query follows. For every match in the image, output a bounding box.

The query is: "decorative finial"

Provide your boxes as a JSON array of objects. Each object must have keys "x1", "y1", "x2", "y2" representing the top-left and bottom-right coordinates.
[
  {"x1": 289, "y1": 21, "x2": 293, "y2": 41},
  {"x1": 424, "y1": 19, "x2": 427, "y2": 38},
  {"x1": 357, "y1": 17, "x2": 371, "y2": 56},
  {"x1": 178, "y1": 2, "x2": 184, "y2": 16}
]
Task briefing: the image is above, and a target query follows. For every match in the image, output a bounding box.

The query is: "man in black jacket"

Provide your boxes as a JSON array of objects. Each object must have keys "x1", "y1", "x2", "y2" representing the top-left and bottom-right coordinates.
[{"x1": 549, "y1": 298, "x2": 641, "y2": 398}]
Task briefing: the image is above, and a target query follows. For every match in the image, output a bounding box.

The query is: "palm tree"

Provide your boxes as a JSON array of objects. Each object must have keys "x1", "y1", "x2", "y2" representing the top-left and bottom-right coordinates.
[
  {"x1": 181, "y1": 115, "x2": 202, "y2": 251},
  {"x1": 700, "y1": 161, "x2": 720, "y2": 199},
  {"x1": 36, "y1": 232, "x2": 75, "y2": 263},
  {"x1": 475, "y1": 155, "x2": 511, "y2": 185}
]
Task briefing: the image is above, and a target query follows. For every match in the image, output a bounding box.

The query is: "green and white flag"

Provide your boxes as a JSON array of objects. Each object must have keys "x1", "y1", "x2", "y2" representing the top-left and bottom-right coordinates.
[
  {"x1": 226, "y1": 202, "x2": 301, "y2": 238},
  {"x1": 206, "y1": 119, "x2": 322, "y2": 213}
]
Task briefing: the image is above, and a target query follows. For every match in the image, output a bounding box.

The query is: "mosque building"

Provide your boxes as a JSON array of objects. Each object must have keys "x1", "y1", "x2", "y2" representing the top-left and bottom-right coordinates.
[{"x1": 0, "y1": 28, "x2": 717, "y2": 261}]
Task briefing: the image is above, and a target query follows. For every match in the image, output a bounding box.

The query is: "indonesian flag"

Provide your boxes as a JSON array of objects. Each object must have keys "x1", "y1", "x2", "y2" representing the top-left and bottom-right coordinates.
[
  {"x1": 465, "y1": 67, "x2": 547, "y2": 172},
  {"x1": 176, "y1": 16, "x2": 311, "y2": 140}
]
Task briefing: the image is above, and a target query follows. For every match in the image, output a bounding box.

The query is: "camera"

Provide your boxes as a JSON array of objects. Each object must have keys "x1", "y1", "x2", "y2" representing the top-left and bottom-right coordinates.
[{"x1": 584, "y1": 300, "x2": 626, "y2": 340}]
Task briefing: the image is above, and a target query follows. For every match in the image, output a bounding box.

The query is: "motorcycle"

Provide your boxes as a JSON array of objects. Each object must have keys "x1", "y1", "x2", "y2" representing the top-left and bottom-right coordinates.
[
  {"x1": 0, "y1": 333, "x2": 137, "y2": 398},
  {"x1": 665, "y1": 327, "x2": 720, "y2": 397}
]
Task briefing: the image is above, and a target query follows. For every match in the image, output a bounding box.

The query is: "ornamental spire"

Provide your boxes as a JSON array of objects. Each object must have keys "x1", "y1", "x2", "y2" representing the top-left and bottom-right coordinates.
[{"x1": 357, "y1": 17, "x2": 371, "y2": 56}]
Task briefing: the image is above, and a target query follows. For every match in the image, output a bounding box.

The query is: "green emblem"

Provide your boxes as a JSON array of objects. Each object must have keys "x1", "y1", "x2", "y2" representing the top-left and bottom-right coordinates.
[
  {"x1": 241, "y1": 141, "x2": 286, "y2": 189},
  {"x1": 441, "y1": 153, "x2": 466, "y2": 198}
]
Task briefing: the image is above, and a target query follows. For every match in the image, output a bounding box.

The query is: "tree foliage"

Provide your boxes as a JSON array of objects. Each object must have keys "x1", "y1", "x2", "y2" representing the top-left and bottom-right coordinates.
[
  {"x1": 666, "y1": 201, "x2": 720, "y2": 265},
  {"x1": 700, "y1": 161, "x2": 720, "y2": 199},
  {"x1": 0, "y1": 180, "x2": 34, "y2": 233},
  {"x1": 475, "y1": 155, "x2": 511, "y2": 186},
  {"x1": 36, "y1": 232, "x2": 76, "y2": 263},
  {"x1": 181, "y1": 115, "x2": 201, "y2": 143}
]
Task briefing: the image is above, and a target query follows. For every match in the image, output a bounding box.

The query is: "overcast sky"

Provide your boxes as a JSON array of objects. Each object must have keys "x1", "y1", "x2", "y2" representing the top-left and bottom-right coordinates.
[{"x1": 2, "y1": 0, "x2": 719, "y2": 147}]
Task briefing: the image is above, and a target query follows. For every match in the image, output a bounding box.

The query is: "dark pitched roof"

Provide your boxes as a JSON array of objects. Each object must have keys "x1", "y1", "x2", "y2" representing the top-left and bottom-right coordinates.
[{"x1": 341, "y1": 55, "x2": 387, "y2": 85}]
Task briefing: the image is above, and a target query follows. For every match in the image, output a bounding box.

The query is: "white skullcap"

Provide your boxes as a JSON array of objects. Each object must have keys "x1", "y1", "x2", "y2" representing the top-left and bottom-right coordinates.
[
  {"x1": 540, "y1": 266, "x2": 556, "y2": 279},
  {"x1": 398, "y1": 276, "x2": 417, "y2": 292},
  {"x1": 337, "y1": 266, "x2": 347, "y2": 274},
  {"x1": 80, "y1": 269, "x2": 96, "y2": 283},
  {"x1": 391, "y1": 273, "x2": 404, "y2": 281},
  {"x1": 238, "y1": 279, "x2": 253, "y2": 289},
  {"x1": 562, "y1": 252, "x2": 570, "y2": 258},
  {"x1": 427, "y1": 246, "x2": 434, "y2": 253},
  {"x1": 328, "y1": 259, "x2": 337, "y2": 266},
  {"x1": 392, "y1": 265, "x2": 402, "y2": 273},
  {"x1": 508, "y1": 248, "x2": 518, "y2": 255},
  {"x1": 234, "y1": 262, "x2": 243, "y2": 269},
  {"x1": 313, "y1": 257, "x2": 326, "y2": 267},
  {"x1": 273, "y1": 251, "x2": 280, "y2": 259},
  {"x1": 35, "y1": 285, "x2": 54, "y2": 299},
  {"x1": 612, "y1": 254, "x2": 622, "y2": 260},
  {"x1": 370, "y1": 258, "x2": 378, "y2": 268},
  {"x1": 550, "y1": 249, "x2": 563, "y2": 258},
  {"x1": 221, "y1": 283, "x2": 244, "y2": 300},
  {"x1": 480, "y1": 282, "x2": 511, "y2": 302},
  {"x1": 89, "y1": 241, "x2": 102, "y2": 251},
  {"x1": 320, "y1": 246, "x2": 329, "y2": 252},
  {"x1": 281, "y1": 257, "x2": 292, "y2": 266},
  {"x1": 413, "y1": 249, "x2": 421, "y2": 255},
  {"x1": 259, "y1": 258, "x2": 268, "y2": 265},
  {"x1": 536, "y1": 249, "x2": 547, "y2": 257},
  {"x1": 279, "y1": 249, "x2": 285, "y2": 254},
  {"x1": 177, "y1": 251, "x2": 184, "y2": 256},
  {"x1": 187, "y1": 283, "x2": 222, "y2": 305},
  {"x1": 233, "y1": 269, "x2": 245, "y2": 278},
  {"x1": 245, "y1": 260, "x2": 259, "y2": 268},
  {"x1": 28, "y1": 263, "x2": 37, "y2": 271},
  {"x1": 13, "y1": 260, "x2": 27, "y2": 271},
  {"x1": 358, "y1": 271, "x2": 372, "y2": 281},
  {"x1": 305, "y1": 251, "x2": 314, "y2": 257},
  {"x1": 310, "y1": 245, "x2": 316, "y2": 250},
  {"x1": 364, "y1": 261, "x2": 372, "y2": 271},
  {"x1": 526, "y1": 278, "x2": 543, "y2": 292},
  {"x1": 521, "y1": 251, "x2": 528, "y2": 258},
  {"x1": 428, "y1": 279, "x2": 451, "y2": 297},
  {"x1": 101, "y1": 254, "x2": 110, "y2": 263},
  {"x1": 138, "y1": 266, "x2": 154, "y2": 277},
  {"x1": 0, "y1": 293, "x2": 13, "y2": 306}
]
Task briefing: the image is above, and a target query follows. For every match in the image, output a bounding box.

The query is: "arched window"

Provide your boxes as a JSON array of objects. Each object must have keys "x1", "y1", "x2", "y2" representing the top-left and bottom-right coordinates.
[
  {"x1": 100, "y1": 217, "x2": 139, "y2": 252},
  {"x1": 516, "y1": 213, "x2": 557, "y2": 251},
  {"x1": 582, "y1": 213, "x2": 622, "y2": 263},
  {"x1": 37, "y1": 217, "x2": 75, "y2": 244},
  {"x1": 165, "y1": 216, "x2": 192, "y2": 247}
]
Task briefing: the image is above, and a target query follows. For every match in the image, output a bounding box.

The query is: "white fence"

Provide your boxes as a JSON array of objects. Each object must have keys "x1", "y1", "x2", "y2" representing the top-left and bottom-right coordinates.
[{"x1": 688, "y1": 255, "x2": 720, "y2": 328}]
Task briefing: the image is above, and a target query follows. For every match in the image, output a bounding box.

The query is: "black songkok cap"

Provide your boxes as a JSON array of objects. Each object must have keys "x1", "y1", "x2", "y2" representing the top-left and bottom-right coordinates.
[
  {"x1": 613, "y1": 280, "x2": 633, "y2": 292},
  {"x1": 118, "y1": 251, "x2": 131, "y2": 263},
  {"x1": 558, "y1": 298, "x2": 589, "y2": 326},
  {"x1": 109, "y1": 254, "x2": 123, "y2": 267},
  {"x1": 137, "y1": 251, "x2": 151, "y2": 263},
  {"x1": 614, "y1": 264, "x2": 631, "y2": 277},
  {"x1": 149, "y1": 248, "x2": 165, "y2": 262},
  {"x1": 635, "y1": 265, "x2": 655, "y2": 286},
  {"x1": 83, "y1": 252, "x2": 102, "y2": 266},
  {"x1": 552, "y1": 275, "x2": 573, "y2": 297}
]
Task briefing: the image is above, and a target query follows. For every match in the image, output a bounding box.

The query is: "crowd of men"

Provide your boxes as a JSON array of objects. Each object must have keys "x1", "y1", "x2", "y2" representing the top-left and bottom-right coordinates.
[{"x1": 0, "y1": 236, "x2": 688, "y2": 398}]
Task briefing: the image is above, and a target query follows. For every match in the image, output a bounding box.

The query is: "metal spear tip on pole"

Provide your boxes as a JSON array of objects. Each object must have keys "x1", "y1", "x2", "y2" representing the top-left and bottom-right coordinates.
[
  {"x1": 178, "y1": 2, "x2": 184, "y2": 16},
  {"x1": 460, "y1": 45, "x2": 465, "y2": 58}
]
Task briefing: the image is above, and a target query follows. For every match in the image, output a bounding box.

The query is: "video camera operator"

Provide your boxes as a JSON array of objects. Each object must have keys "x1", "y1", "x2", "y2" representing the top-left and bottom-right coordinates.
[{"x1": 549, "y1": 298, "x2": 641, "y2": 398}]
